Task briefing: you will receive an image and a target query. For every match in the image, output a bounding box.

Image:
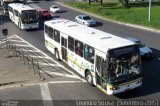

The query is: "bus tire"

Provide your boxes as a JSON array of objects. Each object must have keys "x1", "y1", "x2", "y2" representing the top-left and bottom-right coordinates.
[
  {"x1": 86, "y1": 71, "x2": 94, "y2": 86},
  {"x1": 18, "y1": 22, "x2": 21, "y2": 29},
  {"x1": 55, "y1": 49, "x2": 60, "y2": 61}
]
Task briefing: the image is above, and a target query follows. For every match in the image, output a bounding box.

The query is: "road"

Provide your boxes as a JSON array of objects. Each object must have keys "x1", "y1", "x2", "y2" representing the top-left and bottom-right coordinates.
[{"x1": 0, "y1": 1, "x2": 160, "y2": 106}]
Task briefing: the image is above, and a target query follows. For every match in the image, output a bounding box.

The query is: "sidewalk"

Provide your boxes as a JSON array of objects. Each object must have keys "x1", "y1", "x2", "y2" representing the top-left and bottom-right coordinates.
[{"x1": 0, "y1": 43, "x2": 40, "y2": 87}]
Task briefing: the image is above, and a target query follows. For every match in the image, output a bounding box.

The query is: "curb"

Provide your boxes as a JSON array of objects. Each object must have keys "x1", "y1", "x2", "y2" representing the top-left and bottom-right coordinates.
[{"x1": 57, "y1": 2, "x2": 160, "y2": 34}]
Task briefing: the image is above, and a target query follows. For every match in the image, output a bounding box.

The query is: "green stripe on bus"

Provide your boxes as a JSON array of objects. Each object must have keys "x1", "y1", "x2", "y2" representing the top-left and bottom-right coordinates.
[{"x1": 46, "y1": 40, "x2": 94, "y2": 73}]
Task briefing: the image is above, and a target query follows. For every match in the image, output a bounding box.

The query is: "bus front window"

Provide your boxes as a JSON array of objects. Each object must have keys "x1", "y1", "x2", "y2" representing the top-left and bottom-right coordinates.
[
  {"x1": 108, "y1": 46, "x2": 142, "y2": 83},
  {"x1": 21, "y1": 10, "x2": 38, "y2": 24}
]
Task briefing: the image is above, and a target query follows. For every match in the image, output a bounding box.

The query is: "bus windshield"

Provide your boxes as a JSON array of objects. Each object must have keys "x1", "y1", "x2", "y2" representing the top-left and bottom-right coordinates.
[
  {"x1": 21, "y1": 10, "x2": 38, "y2": 24},
  {"x1": 108, "y1": 45, "x2": 142, "y2": 83}
]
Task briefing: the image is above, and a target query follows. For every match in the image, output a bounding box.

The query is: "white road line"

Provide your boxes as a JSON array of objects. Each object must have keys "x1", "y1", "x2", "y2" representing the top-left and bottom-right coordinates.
[
  {"x1": 38, "y1": 62, "x2": 62, "y2": 67},
  {"x1": 8, "y1": 35, "x2": 19, "y2": 38},
  {"x1": 13, "y1": 34, "x2": 85, "y2": 81},
  {"x1": 20, "y1": 49, "x2": 40, "y2": 53},
  {"x1": 14, "y1": 44, "x2": 31, "y2": 47},
  {"x1": 0, "y1": 35, "x2": 21, "y2": 45},
  {"x1": 40, "y1": 83, "x2": 53, "y2": 106},
  {"x1": 0, "y1": 40, "x2": 6, "y2": 45},
  {"x1": 7, "y1": 39, "x2": 25, "y2": 43},
  {"x1": 48, "y1": 80, "x2": 86, "y2": 84},
  {"x1": 29, "y1": 55, "x2": 49, "y2": 59},
  {"x1": 42, "y1": 71, "x2": 84, "y2": 80},
  {"x1": 0, "y1": 44, "x2": 7, "y2": 48}
]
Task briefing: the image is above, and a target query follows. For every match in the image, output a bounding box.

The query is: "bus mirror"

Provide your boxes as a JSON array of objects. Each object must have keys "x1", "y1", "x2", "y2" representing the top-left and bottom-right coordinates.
[{"x1": 2, "y1": 29, "x2": 8, "y2": 36}]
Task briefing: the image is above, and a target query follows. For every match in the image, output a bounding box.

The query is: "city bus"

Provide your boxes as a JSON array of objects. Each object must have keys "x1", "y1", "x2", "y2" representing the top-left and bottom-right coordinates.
[
  {"x1": 44, "y1": 19, "x2": 142, "y2": 95},
  {"x1": 8, "y1": 3, "x2": 39, "y2": 29}
]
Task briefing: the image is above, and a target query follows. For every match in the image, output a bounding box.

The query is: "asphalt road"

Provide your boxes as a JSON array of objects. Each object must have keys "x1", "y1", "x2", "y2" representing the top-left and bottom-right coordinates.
[{"x1": 0, "y1": 1, "x2": 160, "y2": 105}]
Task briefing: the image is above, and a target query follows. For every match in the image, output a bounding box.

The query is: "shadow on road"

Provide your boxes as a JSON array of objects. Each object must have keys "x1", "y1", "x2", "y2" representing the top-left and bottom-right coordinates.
[
  {"x1": 57, "y1": 10, "x2": 68, "y2": 13},
  {"x1": 114, "y1": 48, "x2": 160, "y2": 99},
  {"x1": 0, "y1": 14, "x2": 10, "y2": 25},
  {"x1": 95, "y1": 21, "x2": 103, "y2": 27}
]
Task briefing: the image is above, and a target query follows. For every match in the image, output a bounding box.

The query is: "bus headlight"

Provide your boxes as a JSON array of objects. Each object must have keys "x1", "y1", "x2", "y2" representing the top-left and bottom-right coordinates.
[
  {"x1": 110, "y1": 86, "x2": 119, "y2": 90},
  {"x1": 136, "y1": 79, "x2": 142, "y2": 84}
]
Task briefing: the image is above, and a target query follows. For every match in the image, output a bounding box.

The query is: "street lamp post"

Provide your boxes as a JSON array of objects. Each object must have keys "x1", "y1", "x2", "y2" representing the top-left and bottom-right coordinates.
[{"x1": 148, "y1": 0, "x2": 152, "y2": 22}]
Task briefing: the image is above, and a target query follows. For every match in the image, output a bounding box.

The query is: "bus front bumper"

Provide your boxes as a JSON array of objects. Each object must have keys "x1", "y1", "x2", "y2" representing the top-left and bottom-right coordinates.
[
  {"x1": 21, "y1": 23, "x2": 39, "y2": 29},
  {"x1": 107, "y1": 81, "x2": 142, "y2": 95}
]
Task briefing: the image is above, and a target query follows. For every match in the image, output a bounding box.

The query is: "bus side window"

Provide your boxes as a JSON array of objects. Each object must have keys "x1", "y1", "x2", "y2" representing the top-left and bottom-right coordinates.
[
  {"x1": 45, "y1": 25, "x2": 49, "y2": 35},
  {"x1": 14, "y1": 10, "x2": 18, "y2": 17},
  {"x1": 75, "y1": 40, "x2": 83, "y2": 57},
  {"x1": 68, "y1": 36, "x2": 74, "y2": 52},
  {"x1": 54, "y1": 30, "x2": 60, "y2": 43},
  {"x1": 48, "y1": 27, "x2": 53, "y2": 39},
  {"x1": 84, "y1": 44, "x2": 94, "y2": 64}
]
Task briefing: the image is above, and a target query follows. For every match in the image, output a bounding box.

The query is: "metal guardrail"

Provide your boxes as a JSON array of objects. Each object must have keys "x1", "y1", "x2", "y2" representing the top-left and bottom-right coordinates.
[{"x1": 6, "y1": 39, "x2": 47, "y2": 81}]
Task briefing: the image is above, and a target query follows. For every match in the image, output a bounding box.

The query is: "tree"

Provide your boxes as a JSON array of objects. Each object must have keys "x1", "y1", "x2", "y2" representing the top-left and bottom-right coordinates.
[
  {"x1": 100, "y1": 0, "x2": 103, "y2": 6},
  {"x1": 118, "y1": 0, "x2": 129, "y2": 8},
  {"x1": 89, "y1": 0, "x2": 103, "y2": 6}
]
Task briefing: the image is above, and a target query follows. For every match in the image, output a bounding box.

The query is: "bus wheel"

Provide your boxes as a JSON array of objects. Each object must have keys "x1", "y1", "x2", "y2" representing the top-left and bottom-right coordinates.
[
  {"x1": 86, "y1": 71, "x2": 93, "y2": 86},
  {"x1": 18, "y1": 22, "x2": 21, "y2": 29},
  {"x1": 55, "y1": 49, "x2": 60, "y2": 61}
]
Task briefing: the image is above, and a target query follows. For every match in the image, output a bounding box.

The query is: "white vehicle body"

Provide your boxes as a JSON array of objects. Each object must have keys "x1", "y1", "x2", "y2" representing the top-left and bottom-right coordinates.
[
  {"x1": 44, "y1": 19, "x2": 142, "y2": 95},
  {"x1": 50, "y1": 5, "x2": 60, "y2": 13},
  {"x1": 8, "y1": 3, "x2": 39, "y2": 29},
  {"x1": 75, "y1": 15, "x2": 96, "y2": 27},
  {"x1": 125, "y1": 37, "x2": 152, "y2": 58}
]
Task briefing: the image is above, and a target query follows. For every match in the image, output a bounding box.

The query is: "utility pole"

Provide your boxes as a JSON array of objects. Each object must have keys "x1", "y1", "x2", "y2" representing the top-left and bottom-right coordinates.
[{"x1": 148, "y1": 0, "x2": 152, "y2": 22}]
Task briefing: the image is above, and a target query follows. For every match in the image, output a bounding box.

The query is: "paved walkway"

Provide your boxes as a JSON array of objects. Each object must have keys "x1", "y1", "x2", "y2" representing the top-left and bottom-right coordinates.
[
  {"x1": 0, "y1": 34, "x2": 84, "y2": 88},
  {"x1": 0, "y1": 41, "x2": 40, "y2": 87}
]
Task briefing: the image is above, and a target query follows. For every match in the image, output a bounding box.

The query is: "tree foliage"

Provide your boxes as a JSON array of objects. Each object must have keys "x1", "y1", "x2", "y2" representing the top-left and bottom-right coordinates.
[{"x1": 118, "y1": 0, "x2": 129, "y2": 8}]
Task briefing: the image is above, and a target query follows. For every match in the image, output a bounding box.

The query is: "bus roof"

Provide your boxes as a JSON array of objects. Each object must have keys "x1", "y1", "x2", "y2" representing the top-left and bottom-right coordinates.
[
  {"x1": 45, "y1": 19, "x2": 135, "y2": 53},
  {"x1": 9, "y1": 3, "x2": 35, "y2": 12},
  {"x1": 2, "y1": 0, "x2": 14, "y2": 2}
]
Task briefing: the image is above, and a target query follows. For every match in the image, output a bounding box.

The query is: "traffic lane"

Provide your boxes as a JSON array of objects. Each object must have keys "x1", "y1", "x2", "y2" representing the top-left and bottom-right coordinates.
[
  {"x1": 48, "y1": 82, "x2": 115, "y2": 100},
  {"x1": 48, "y1": 81, "x2": 159, "y2": 100},
  {"x1": 3, "y1": 3, "x2": 160, "y2": 99},
  {"x1": 0, "y1": 85, "x2": 44, "y2": 106},
  {"x1": 58, "y1": 4, "x2": 160, "y2": 49},
  {"x1": 0, "y1": 85, "x2": 42, "y2": 100},
  {"x1": 36, "y1": 1, "x2": 160, "y2": 49}
]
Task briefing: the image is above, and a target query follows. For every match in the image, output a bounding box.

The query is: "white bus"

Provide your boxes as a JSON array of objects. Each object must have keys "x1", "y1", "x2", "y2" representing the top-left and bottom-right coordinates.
[
  {"x1": 44, "y1": 19, "x2": 142, "y2": 95},
  {"x1": 8, "y1": 3, "x2": 39, "y2": 29}
]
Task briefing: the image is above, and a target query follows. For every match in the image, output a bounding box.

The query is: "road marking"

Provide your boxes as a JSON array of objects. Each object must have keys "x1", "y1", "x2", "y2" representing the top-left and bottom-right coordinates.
[
  {"x1": 40, "y1": 83, "x2": 53, "y2": 106},
  {"x1": 38, "y1": 62, "x2": 62, "y2": 67},
  {"x1": 12, "y1": 34, "x2": 85, "y2": 81},
  {"x1": 20, "y1": 49, "x2": 40, "y2": 53},
  {"x1": 14, "y1": 44, "x2": 31, "y2": 47},
  {"x1": 0, "y1": 40, "x2": 6, "y2": 45},
  {"x1": 0, "y1": 35, "x2": 21, "y2": 45},
  {"x1": 48, "y1": 80, "x2": 86, "y2": 84},
  {"x1": 42, "y1": 71, "x2": 84, "y2": 80},
  {"x1": 29, "y1": 55, "x2": 50, "y2": 60},
  {"x1": 0, "y1": 44, "x2": 6, "y2": 48},
  {"x1": 7, "y1": 39, "x2": 25, "y2": 43}
]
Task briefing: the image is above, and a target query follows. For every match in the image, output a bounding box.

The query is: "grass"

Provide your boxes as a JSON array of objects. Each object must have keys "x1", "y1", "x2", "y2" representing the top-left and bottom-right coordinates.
[{"x1": 64, "y1": 1, "x2": 160, "y2": 30}]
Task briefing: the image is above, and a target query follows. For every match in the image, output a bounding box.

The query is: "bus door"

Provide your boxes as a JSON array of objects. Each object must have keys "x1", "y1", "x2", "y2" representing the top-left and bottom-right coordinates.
[
  {"x1": 13, "y1": 10, "x2": 19, "y2": 25},
  {"x1": 61, "y1": 36, "x2": 68, "y2": 62},
  {"x1": 95, "y1": 55, "x2": 107, "y2": 90}
]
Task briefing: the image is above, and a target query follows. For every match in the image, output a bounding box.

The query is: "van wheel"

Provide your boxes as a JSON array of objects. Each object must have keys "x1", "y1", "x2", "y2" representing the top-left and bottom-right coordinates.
[
  {"x1": 86, "y1": 71, "x2": 94, "y2": 86},
  {"x1": 55, "y1": 49, "x2": 60, "y2": 61}
]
